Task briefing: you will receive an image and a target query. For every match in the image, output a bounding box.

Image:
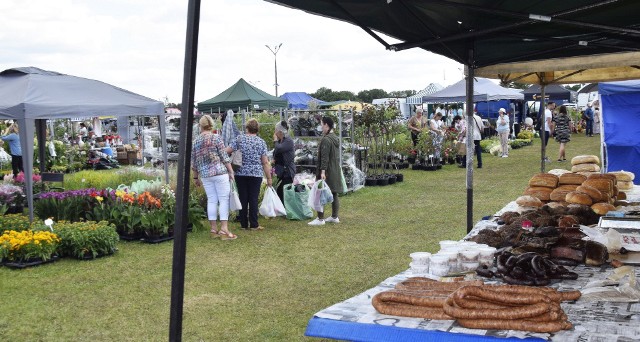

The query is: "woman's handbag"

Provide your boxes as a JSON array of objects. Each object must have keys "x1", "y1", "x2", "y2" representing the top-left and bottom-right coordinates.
[
  {"x1": 231, "y1": 150, "x2": 242, "y2": 171},
  {"x1": 229, "y1": 180, "x2": 242, "y2": 211}
]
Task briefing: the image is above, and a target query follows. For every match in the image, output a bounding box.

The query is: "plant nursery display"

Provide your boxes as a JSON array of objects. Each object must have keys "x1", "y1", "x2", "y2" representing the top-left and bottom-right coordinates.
[
  {"x1": 52, "y1": 220, "x2": 119, "y2": 259},
  {"x1": 0, "y1": 230, "x2": 61, "y2": 267}
]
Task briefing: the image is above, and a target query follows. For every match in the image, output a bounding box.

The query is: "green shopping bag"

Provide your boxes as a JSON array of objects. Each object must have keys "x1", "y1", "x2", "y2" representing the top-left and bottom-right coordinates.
[{"x1": 284, "y1": 184, "x2": 313, "y2": 220}]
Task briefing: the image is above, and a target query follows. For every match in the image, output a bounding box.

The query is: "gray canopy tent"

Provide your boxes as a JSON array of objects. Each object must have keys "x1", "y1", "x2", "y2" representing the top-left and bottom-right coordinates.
[
  {"x1": 422, "y1": 77, "x2": 523, "y2": 103},
  {"x1": 0, "y1": 67, "x2": 169, "y2": 220}
]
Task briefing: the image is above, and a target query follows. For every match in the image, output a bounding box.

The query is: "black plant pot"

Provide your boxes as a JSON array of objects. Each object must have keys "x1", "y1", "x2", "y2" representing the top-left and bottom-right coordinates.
[
  {"x1": 412, "y1": 164, "x2": 422, "y2": 170},
  {"x1": 436, "y1": 163, "x2": 443, "y2": 170},
  {"x1": 5, "y1": 205, "x2": 23, "y2": 215},
  {"x1": 447, "y1": 157, "x2": 456, "y2": 165},
  {"x1": 368, "y1": 163, "x2": 376, "y2": 169},
  {"x1": 407, "y1": 156, "x2": 416, "y2": 164},
  {"x1": 365, "y1": 177, "x2": 378, "y2": 186},
  {"x1": 377, "y1": 177, "x2": 389, "y2": 186},
  {"x1": 395, "y1": 174, "x2": 404, "y2": 182},
  {"x1": 424, "y1": 165, "x2": 436, "y2": 171},
  {"x1": 388, "y1": 175, "x2": 397, "y2": 185}
]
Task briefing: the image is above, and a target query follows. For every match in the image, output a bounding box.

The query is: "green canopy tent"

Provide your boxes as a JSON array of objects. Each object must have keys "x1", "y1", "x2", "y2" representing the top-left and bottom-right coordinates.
[{"x1": 197, "y1": 78, "x2": 288, "y2": 112}]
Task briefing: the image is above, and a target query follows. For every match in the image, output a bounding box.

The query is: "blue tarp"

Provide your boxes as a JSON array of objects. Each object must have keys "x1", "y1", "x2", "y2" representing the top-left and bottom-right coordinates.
[
  {"x1": 280, "y1": 92, "x2": 324, "y2": 109},
  {"x1": 599, "y1": 80, "x2": 640, "y2": 184}
]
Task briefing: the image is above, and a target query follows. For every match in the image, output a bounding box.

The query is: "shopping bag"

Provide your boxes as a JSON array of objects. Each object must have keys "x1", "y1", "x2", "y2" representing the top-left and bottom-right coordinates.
[
  {"x1": 308, "y1": 180, "x2": 334, "y2": 212},
  {"x1": 231, "y1": 150, "x2": 243, "y2": 171},
  {"x1": 284, "y1": 184, "x2": 313, "y2": 220},
  {"x1": 339, "y1": 169, "x2": 348, "y2": 194},
  {"x1": 259, "y1": 186, "x2": 286, "y2": 217},
  {"x1": 229, "y1": 180, "x2": 242, "y2": 211}
]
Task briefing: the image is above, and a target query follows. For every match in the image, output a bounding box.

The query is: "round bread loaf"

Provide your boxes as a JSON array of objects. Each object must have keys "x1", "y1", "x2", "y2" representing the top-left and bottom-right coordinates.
[
  {"x1": 617, "y1": 180, "x2": 634, "y2": 190},
  {"x1": 550, "y1": 187, "x2": 574, "y2": 202},
  {"x1": 528, "y1": 173, "x2": 559, "y2": 188},
  {"x1": 609, "y1": 170, "x2": 635, "y2": 182},
  {"x1": 523, "y1": 186, "x2": 553, "y2": 201},
  {"x1": 565, "y1": 191, "x2": 593, "y2": 206},
  {"x1": 572, "y1": 163, "x2": 601, "y2": 173},
  {"x1": 591, "y1": 203, "x2": 616, "y2": 215},
  {"x1": 572, "y1": 155, "x2": 600, "y2": 165},
  {"x1": 558, "y1": 173, "x2": 587, "y2": 185},
  {"x1": 548, "y1": 168, "x2": 573, "y2": 176},
  {"x1": 588, "y1": 173, "x2": 617, "y2": 185},
  {"x1": 516, "y1": 195, "x2": 544, "y2": 207},
  {"x1": 618, "y1": 191, "x2": 627, "y2": 200},
  {"x1": 576, "y1": 184, "x2": 605, "y2": 202},
  {"x1": 583, "y1": 178, "x2": 613, "y2": 193},
  {"x1": 577, "y1": 171, "x2": 600, "y2": 177}
]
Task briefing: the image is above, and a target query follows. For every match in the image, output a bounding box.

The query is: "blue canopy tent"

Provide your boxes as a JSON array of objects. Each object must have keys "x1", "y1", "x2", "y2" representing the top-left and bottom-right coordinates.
[
  {"x1": 280, "y1": 92, "x2": 324, "y2": 109},
  {"x1": 599, "y1": 80, "x2": 640, "y2": 184}
]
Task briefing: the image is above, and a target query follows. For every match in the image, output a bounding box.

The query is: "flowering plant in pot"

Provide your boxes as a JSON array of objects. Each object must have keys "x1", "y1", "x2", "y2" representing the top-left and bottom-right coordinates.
[
  {"x1": 0, "y1": 229, "x2": 60, "y2": 263},
  {"x1": 34, "y1": 188, "x2": 95, "y2": 222},
  {"x1": 51, "y1": 220, "x2": 119, "y2": 259},
  {"x1": 0, "y1": 214, "x2": 32, "y2": 234},
  {"x1": 0, "y1": 183, "x2": 24, "y2": 215}
]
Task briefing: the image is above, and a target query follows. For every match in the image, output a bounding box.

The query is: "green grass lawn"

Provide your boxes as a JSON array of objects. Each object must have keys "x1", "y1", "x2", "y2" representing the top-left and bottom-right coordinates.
[{"x1": 0, "y1": 133, "x2": 601, "y2": 341}]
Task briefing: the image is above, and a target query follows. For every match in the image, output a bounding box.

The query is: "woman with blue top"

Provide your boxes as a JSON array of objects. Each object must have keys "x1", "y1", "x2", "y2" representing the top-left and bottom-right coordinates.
[
  {"x1": 496, "y1": 108, "x2": 510, "y2": 158},
  {"x1": 1, "y1": 123, "x2": 23, "y2": 176},
  {"x1": 226, "y1": 119, "x2": 273, "y2": 231}
]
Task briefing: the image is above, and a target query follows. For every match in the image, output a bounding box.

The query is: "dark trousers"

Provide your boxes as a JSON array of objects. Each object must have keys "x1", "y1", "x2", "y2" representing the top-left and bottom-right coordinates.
[
  {"x1": 541, "y1": 130, "x2": 550, "y2": 147},
  {"x1": 236, "y1": 176, "x2": 263, "y2": 229},
  {"x1": 474, "y1": 140, "x2": 482, "y2": 167},
  {"x1": 586, "y1": 119, "x2": 593, "y2": 135},
  {"x1": 11, "y1": 155, "x2": 23, "y2": 177},
  {"x1": 276, "y1": 176, "x2": 293, "y2": 204},
  {"x1": 317, "y1": 192, "x2": 340, "y2": 219}
]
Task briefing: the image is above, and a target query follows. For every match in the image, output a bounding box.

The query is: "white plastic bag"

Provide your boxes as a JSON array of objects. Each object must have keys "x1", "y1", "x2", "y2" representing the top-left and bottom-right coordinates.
[
  {"x1": 307, "y1": 180, "x2": 333, "y2": 212},
  {"x1": 229, "y1": 180, "x2": 242, "y2": 211},
  {"x1": 259, "y1": 186, "x2": 286, "y2": 217}
]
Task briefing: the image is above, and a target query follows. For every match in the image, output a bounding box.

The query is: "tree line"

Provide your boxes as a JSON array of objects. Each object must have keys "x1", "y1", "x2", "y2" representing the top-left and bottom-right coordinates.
[{"x1": 310, "y1": 87, "x2": 417, "y2": 104}]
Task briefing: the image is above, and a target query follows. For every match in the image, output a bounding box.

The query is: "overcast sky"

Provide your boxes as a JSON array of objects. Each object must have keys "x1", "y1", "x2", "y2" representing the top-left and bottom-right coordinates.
[{"x1": 1, "y1": 0, "x2": 464, "y2": 105}]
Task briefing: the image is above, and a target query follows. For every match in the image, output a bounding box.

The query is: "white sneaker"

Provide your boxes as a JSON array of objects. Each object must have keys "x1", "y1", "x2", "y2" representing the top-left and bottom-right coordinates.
[
  {"x1": 325, "y1": 217, "x2": 340, "y2": 223},
  {"x1": 308, "y1": 218, "x2": 325, "y2": 226},
  {"x1": 502, "y1": 155, "x2": 508, "y2": 158}
]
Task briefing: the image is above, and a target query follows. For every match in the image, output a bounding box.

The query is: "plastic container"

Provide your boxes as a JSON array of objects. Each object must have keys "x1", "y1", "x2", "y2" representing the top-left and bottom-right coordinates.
[
  {"x1": 429, "y1": 254, "x2": 450, "y2": 269},
  {"x1": 459, "y1": 249, "x2": 480, "y2": 262},
  {"x1": 478, "y1": 257, "x2": 494, "y2": 267},
  {"x1": 459, "y1": 261, "x2": 480, "y2": 272},
  {"x1": 430, "y1": 265, "x2": 450, "y2": 277},
  {"x1": 439, "y1": 240, "x2": 458, "y2": 249},
  {"x1": 478, "y1": 247, "x2": 496, "y2": 259},
  {"x1": 409, "y1": 252, "x2": 431, "y2": 266},
  {"x1": 410, "y1": 262, "x2": 429, "y2": 274}
]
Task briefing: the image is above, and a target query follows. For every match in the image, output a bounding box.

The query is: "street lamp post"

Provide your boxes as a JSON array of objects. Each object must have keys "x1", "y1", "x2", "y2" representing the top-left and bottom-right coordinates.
[{"x1": 265, "y1": 43, "x2": 282, "y2": 96}]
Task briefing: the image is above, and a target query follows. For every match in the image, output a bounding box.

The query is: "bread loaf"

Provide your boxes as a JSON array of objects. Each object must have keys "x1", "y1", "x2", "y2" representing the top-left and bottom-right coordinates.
[
  {"x1": 572, "y1": 155, "x2": 600, "y2": 165},
  {"x1": 591, "y1": 203, "x2": 616, "y2": 215},
  {"x1": 565, "y1": 191, "x2": 593, "y2": 206},
  {"x1": 516, "y1": 195, "x2": 544, "y2": 208},
  {"x1": 588, "y1": 173, "x2": 618, "y2": 185},
  {"x1": 617, "y1": 180, "x2": 634, "y2": 190},
  {"x1": 550, "y1": 187, "x2": 574, "y2": 202},
  {"x1": 572, "y1": 163, "x2": 601, "y2": 173},
  {"x1": 576, "y1": 185, "x2": 605, "y2": 202},
  {"x1": 545, "y1": 201, "x2": 568, "y2": 209},
  {"x1": 583, "y1": 178, "x2": 613, "y2": 193},
  {"x1": 558, "y1": 173, "x2": 587, "y2": 185},
  {"x1": 618, "y1": 191, "x2": 627, "y2": 200},
  {"x1": 528, "y1": 173, "x2": 559, "y2": 188},
  {"x1": 548, "y1": 168, "x2": 573, "y2": 176},
  {"x1": 609, "y1": 170, "x2": 635, "y2": 182},
  {"x1": 577, "y1": 171, "x2": 600, "y2": 177},
  {"x1": 557, "y1": 184, "x2": 579, "y2": 191},
  {"x1": 523, "y1": 186, "x2": 553, "y2": 201}
]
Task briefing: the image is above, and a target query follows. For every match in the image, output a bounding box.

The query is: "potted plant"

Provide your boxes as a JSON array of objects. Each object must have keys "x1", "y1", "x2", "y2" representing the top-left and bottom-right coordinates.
[
  {"x1": 0, "y1": 183, "x2": 24, "y2": 215},
  {"x1": 0, "y1": 229, "x2": 61, "y2": 268},
  {"x1": 52, "y1": 220, "x2": 119, "y2": 259},
  {"x1": 139, "y1": 191, "x2": 174, "y2": 243}
]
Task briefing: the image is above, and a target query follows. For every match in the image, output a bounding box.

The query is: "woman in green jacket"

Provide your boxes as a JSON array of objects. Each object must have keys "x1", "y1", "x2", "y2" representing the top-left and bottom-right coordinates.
[{"x1": 308, "y1": 117, "x2": 345, "y2": 225}]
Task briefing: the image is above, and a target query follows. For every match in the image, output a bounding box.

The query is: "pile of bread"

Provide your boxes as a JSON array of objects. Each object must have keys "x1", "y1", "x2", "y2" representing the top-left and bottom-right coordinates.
[{"x1": 517, "y1": 155, "x2": 635, "y2": 215}]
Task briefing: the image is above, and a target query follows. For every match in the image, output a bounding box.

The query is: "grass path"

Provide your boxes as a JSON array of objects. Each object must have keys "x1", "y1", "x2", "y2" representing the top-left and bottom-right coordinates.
[{"x1": 0, "y1": 134, "x2": 601, "y2": 341}]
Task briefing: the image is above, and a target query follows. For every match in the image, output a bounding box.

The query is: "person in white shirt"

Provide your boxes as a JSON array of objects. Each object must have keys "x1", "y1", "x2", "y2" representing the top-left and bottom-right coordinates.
[
  {"x1": 496, "y1": 108, "x2": 510, "y2": 158},
  {"x1": 472, "y1": 111, "x2": 485, "y2": 168}
]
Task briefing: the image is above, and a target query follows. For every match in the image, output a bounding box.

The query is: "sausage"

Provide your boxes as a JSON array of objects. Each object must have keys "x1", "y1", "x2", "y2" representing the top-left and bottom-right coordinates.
[
  {"x1": 505, "y1": 255, "x2": 519, "y2": 269},
  {"x1": 452, "y1": 297, "x2": 512, "y2": 310},
  {"x1": 503, "y1": 274, "x2": 534, "y2": 286},
  {"x1": 531, "y1": 255, "x2": 547, "y2": 277},
  {"x1": 373, "y1": 290, "x2": 448, "y2": 308},
  {"x1": 395, "y1": 279, "x2": 483, "y2": 291},
  {"x1": 453, "y1": 286, "x2": 551, "y2": 305},
  {"x1": 510, "y1": 266, "x2": 526, "y2": 279},
  {"x1": 551, "y1": 258, "x2": 580, "y2": 266},
  {"x1": 559, "y1": 290, "x2": 581, "y2": 301},
  {"x1": 475, "y1": 267, "x2": 495, "y2": 278},
  {"x1": 557, "y1": 271, "x2": 579, "y2": 280},
  {"x1": 456, "y1": 318, "x2": 572, "y2": 333},
  {"x1": 443, "y1": 296, "x2": 551, "y2": 320},
  {"x1": 372, "y1": 298, "x2": 453, "y2": 320}
]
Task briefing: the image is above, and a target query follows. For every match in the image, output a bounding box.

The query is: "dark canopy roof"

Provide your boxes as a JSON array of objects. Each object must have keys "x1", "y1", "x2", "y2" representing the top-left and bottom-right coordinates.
[
  {"x1": 197, "y1": 78, "x2": 288, "y2": 112},
  {"x1": 578, "y1": 83, "x2": 599, "y2": 94},
  {"x1": 522, "y1": 84, "x2": 576, "y2": 102},
  {"x1": 267, "y1": 0, "x2": 640, "y2": 84}
]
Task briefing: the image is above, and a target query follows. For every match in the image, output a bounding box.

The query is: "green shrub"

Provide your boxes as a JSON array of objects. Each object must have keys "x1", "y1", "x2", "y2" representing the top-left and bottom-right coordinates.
[
  {"x1": 479, "y1": 138, "x2": 500, "y2": 153},
  {"x1": 52, "y1": 220, "x2": 119, "y2": 259},
  {"x1": 509, "y1": 139, "x2": 533, "y2": 149},
  {"x1": 517, "y1": 131, "x2": 534, "y2": 140}
]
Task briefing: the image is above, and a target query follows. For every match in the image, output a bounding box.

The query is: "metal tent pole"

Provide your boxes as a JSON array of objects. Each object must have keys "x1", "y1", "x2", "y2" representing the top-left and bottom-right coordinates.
[
  {"x1": 169, "y1": 0, "x2": 201, "y2": 340},
  {"x1": 465, "y1": 58, "x2": 475, "y2": 233}
]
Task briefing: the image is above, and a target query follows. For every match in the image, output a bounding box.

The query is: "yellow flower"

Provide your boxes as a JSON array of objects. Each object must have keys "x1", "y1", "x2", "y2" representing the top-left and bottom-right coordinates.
[{"x1": 96, "y1": 196, "x2": 104, "y2": 202}]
